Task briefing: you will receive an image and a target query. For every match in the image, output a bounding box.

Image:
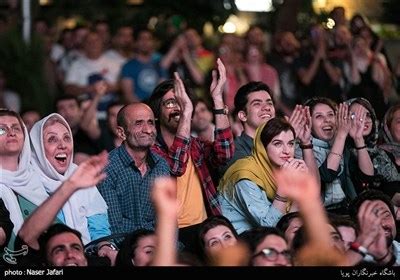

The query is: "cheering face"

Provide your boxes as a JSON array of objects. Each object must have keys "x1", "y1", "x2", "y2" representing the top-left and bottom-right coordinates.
[
  {"x1": 265, "y1": 130, "x2": 295, "y2": 168},
  {"x1": 46, "y1": 232, "x2": 87, "y2": 267},
  {"x1": 311, "y1": 103, "x2": 336, "y2": 142},
  {"x1": 349, "y1": 103, "x2": 373, "y2": 136},
  {"x1": 43, "y1": 121, "x2": 73, "y2": 175},
  {"x1": 159, "y1": 90, "x2": 181, "y2": 132},
  {"x1": 0, "y1": 116, "x2": 24, "y2": 158},
  {"x1": 240, "y1": 91, "x2": 275, "y2": 132}
]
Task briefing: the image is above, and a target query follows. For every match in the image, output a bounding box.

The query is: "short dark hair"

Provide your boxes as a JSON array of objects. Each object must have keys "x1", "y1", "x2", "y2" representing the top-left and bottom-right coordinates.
[
  {"x1": 54, "y1": 95, "x2": 80, "y2": 111},
  {"x1": 38, "y1": 223, "x2": 83, "y2": 263},
  {"x1": 260, "y1": 117, "x2": 295, "y2": 147},
  {"x1": 233, "y1": 81, "x2": 273, "y2": 117},
  {"x1": 304, "y1": 97, "x2": 337, "y2": 115}
]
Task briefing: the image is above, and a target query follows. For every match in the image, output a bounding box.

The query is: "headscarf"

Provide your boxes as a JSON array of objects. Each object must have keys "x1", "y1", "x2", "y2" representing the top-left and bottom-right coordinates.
[
  {"x1": 379, "y1": 105, "x2": 400, "y2": 161},
  {"x1": 218, "y1": 123, "x2": 276, "y2": 200},
  {"x1": 0, "y1": 123, "x2": 49, "y2": 235},
  {"x1": 30, "y1": 113, "x2": 108, "y2": 244}
]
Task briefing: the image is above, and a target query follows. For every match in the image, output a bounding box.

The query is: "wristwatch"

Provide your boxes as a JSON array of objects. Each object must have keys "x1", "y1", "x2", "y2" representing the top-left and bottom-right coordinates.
[{"x1": 213, "y1": 105, "x2": 229, "y2": 115}]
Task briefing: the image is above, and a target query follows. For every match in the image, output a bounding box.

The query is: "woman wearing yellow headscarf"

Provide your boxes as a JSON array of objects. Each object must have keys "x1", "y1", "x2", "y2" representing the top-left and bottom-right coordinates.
[{"x1": 218, "y1": 118, "x2": 307, "y2": 234}]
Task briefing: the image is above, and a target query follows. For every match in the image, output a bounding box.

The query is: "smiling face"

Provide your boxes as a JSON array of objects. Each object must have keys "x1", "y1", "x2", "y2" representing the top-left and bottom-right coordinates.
[
  {"x1": 46, "y1": 232, "x2": 87, "y2": 267},
  {"x1": 349, "y1": 102, "x2": 373, "y2": 136},
  {"x1": 159, "y1": 90, "x2": 181, "y2": 133},
  {"x1": 118, "y1": 104, "x2": 157, "y2": 151},
  {"x1": 239, "y1": 90, "x2": 275, "y2": 137},
  {"x1": 203, "y1": 225, "x2": 238, "y2": 255},
  {"x1": 265, "y1": 130, "x2": 295, "y2": 168},
  {"x1": 43, "y1": 120, "x2": 73, "y2": 175},
  {"x1": 311, "y1": 103, "x2": 336, "y2": 141},
  {"x1": 132, "y1": 235, "x2": 156, "y2": 266}
]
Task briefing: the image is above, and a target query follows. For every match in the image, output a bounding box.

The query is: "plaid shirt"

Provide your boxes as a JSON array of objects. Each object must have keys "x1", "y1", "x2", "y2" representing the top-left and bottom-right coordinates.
[
  {"x1": 151, "y1": 127, "x2": 234, "y2": 216},
  {"x1": 97, "y1": 144, "x2": 170, "y2": 236}
]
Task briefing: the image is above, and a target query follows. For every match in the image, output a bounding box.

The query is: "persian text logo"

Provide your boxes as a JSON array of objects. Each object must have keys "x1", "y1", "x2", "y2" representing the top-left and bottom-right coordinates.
[{"x1": 3, "y1": 245, "x2": 29, "y2": 265}]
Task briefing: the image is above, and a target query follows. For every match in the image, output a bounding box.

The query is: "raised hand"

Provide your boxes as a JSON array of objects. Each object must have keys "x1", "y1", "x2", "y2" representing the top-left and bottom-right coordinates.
[
  {"x1": 210, "y1": 58, "x2": 226, "y2": 103},
  {"x1": 274, "y1": 168, "x2": 320, "y2": 206},
  {"x1": 336, "y1": 103, "x2": 351, "y2": 137},
  {"x1": 68, "y1": 151, "x2": 108, "y2": 190},
  {"x1": 296, "y1": 106, "x2": 312, "y2": 145},
  {"x1": 348, "y1": 105, "x2": 367, "y2": 141},
  {"x1": 151, "y1": 177, "x2": 179, "y2": 219},
  {"x1": 174, "y1": 72, "x2": 193, "y2": 116},
  {"x1": 288, "y1": 105, "x2": 304, "y2": 140}
]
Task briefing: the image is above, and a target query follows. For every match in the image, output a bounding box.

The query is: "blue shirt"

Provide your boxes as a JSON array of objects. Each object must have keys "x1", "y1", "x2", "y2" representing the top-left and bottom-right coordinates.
[
  {"x1": 218, "y1": 179, "x2": 284, "y2": 234},
  {"x1": 120, "y1": 54, "x2": 167, "y2": 101},
  {"x1": 97, "y1": 144, "x2": 170, "y2": 236}
]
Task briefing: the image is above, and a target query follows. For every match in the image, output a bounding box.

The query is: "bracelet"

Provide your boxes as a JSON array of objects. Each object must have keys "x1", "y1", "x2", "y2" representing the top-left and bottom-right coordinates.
[
  {"x1": 349, "y1": 242, "x2": 369, "y2": 257},
  {"x1": 329, "y1": 151, "x2": 343, "y2": 159},
  {"x1": 299, "y1": 143, "x2": 313, "y2": 150},
  {"x1": 274, "y1": 193, "x2": 288, "y2": 203},
  {"x1": 355, "y1": 145, "x2": 367, "y2": 150},
  {"x1": 97, "y1": 243, "x2": 118, "y2": 252}
]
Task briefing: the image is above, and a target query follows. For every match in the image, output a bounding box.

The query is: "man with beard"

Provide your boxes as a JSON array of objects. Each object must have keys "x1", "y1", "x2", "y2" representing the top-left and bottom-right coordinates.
[
  {"x1": 347, "y1": 189, "x2": 400, "y2": 266},
  {"x1": 97, "y1": 103, "x2": 170, "y2": 242},
  {"x1": 147, "y1": 59, "x2": 234, "y2": 254}
]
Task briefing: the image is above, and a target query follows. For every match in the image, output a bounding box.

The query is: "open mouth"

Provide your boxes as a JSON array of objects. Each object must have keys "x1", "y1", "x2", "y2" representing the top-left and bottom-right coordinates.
[
  {"x1": 55, "y1": 153, "x2": 68, "y2": 164},
  {"x1": 169, "y1": 112, "x2": 181, "y2": 122},
  {"x1": 322, "y1": 126, "x2": 333, "y2": 133},
  {"x1": 260, "y1": 114, "x2": 272, "y2": 119}
]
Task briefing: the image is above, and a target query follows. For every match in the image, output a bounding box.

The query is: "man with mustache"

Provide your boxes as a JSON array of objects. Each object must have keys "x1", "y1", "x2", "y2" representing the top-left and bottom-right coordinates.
[{"x1": 148, "y1": 59, "x2": 234, "y2": 254}]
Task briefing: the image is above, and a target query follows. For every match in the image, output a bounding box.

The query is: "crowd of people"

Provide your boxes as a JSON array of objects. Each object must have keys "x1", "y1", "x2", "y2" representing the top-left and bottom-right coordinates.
[{"x1": 0, "y1": 6, "x2": 400, "y2": 267}]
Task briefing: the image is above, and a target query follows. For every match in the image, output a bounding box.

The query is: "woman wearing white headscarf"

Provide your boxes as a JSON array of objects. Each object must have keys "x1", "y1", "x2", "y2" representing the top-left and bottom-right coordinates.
[
  {"x1": 30, "y1": 113, "x2": 110, "y2": 245},
  {"x1": 0, "y1": 109, "x2": 49, "y2": 249}
]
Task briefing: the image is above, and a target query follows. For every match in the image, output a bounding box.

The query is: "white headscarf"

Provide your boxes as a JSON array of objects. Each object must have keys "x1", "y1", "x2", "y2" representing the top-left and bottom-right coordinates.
[
  {"x1": 0, "y1": 121, "x2": 49, "y2": 235},
  {"x1": 30, "y1": 113, "x2": 108, "y2": 244}
]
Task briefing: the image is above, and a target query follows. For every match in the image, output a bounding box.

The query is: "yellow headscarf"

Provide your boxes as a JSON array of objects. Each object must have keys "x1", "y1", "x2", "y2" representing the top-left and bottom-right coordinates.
[{"x1": 218, "y1": 123, "x2": 277, "y2": 200}]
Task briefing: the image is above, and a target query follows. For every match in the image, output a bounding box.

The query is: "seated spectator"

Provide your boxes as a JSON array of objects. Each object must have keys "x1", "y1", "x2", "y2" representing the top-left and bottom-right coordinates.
[
  {"x1": 115, "y1": 229, "x2": 156, "y2": 267},
  {"x1": 218, "y1": 118, "x2": 308, "y2": 234},
  {"x1": 240, "y1": 227, "x2": 292, "y2": 266}
]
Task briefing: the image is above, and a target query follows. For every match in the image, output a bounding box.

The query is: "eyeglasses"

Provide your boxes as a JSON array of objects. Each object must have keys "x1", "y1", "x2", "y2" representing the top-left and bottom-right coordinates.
[
  {"x1": 162, "y1": 98, "x2": 178, "y2": 109},
  {"x1": 252, "y1": 248, "x2": 291, "y2": 261},
  {"x1": 0, "y1": 125, "x2": 23, "y2": 136}
]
